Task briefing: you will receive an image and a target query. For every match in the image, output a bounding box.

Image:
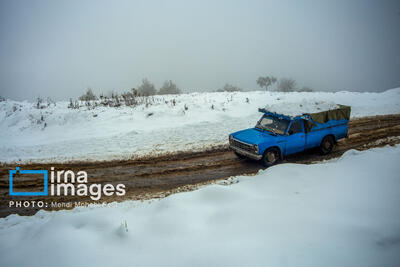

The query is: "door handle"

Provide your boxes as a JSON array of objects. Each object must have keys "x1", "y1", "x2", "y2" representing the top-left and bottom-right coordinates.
[{"x1": 301, "y1": 135, "x2": 305, "y2": 138}]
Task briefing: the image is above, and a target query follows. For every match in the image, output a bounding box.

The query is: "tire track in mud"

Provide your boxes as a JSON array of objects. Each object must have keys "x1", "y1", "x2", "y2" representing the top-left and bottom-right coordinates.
[{"x1": 1, "y1": 114, "x2": 400, "y2": 217}]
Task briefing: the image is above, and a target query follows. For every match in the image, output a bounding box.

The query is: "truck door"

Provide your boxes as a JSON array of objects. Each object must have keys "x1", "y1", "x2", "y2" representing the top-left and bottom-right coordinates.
[{"x1": 285, "y1": 120, "x2": 306, "y2": 155}]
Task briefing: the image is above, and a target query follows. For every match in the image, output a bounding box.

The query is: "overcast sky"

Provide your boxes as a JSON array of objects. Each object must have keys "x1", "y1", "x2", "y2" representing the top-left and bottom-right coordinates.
[{"x1": 0, "y1": 0, "x2": 399, "y2": 100}]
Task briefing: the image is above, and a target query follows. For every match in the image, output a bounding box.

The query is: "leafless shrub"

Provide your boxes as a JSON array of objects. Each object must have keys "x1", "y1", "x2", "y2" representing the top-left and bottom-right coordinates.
[
  {"x1": 145, "y1": 96, "x2": 155, "y2": 108},
  {"x1": 121, "y1": 88, "x2": 139, "y2": 106},
  {"x1": 256, "y1": 76, "x2": 277, "y2": 91},
  {"x1": 46, "y1": 97, "x2": 56, "y2": 107},
  {"x1": 138, "y1": 78, "x2": 157, "y2": 96},
  {"x1": 217, "y1": 83, "x2": 242, "y2": 92},
  {"x1": 79, "y1": 88, "x2": 98, "y2": 101},
  {"x1": 277, "y1": 78, "x2": 296, "y2": 92},
  {"x1": 5, "y1": 104, "x2": 21, "y2": 117},
  {"x1": 35, "y1": 97, "x2": 47, "y2": 109},
  {"x1": 68, "y1": 98, "x2": 80, "y2": 109},
  {"x1": 159, "y1": 80, "x2": 181, "y2": 95}
]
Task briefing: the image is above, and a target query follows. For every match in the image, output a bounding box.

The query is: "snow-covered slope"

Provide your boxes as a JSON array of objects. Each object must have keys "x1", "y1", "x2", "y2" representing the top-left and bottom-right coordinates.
[
  {"x1": 1, "y1": 145, "x2": 399, "y2": 267},
  {"x1": 1, "y1": 88, "x2": 400, "y2": 163}
]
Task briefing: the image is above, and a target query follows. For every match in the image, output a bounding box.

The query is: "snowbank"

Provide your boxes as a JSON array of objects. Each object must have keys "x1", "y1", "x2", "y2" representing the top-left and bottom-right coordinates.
[
  {"x1": 1, "y1": 145, "x2": 399, "y2": 266},
  {"x1": 1, "y1": 88, "x2": 400, "y2": 163}
]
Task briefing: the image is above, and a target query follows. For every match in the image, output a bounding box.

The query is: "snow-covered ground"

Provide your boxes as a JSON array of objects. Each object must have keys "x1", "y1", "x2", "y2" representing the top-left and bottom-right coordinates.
[
  {"x1": 1, "y1": 145, "x2": 399, "y2": 267},
  {"x1": 1, "y1": 88, "x2": 400, "y2": 163}
]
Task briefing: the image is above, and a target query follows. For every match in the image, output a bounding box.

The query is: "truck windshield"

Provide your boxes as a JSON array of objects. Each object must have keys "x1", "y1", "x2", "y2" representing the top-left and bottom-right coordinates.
[{"x1": 256, "y1": 115, "x2": 289, "y2": 135}]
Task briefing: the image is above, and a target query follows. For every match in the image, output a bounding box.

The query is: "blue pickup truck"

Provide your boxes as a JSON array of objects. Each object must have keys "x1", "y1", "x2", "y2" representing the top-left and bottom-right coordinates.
[{"x1": 229, "y1": 105, "x2": 351, "y2": 166}]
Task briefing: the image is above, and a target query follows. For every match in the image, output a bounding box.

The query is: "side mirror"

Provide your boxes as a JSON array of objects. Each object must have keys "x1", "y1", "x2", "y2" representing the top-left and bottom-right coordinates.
[{"x1": 288, "y1": 130, "x2": 294, "y2": 135}]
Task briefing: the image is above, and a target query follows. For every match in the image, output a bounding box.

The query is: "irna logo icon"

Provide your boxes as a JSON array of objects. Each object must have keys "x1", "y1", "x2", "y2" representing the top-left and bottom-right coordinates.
[{"x1": 9, "y1": 167, "x2": 48, "y2": 196}]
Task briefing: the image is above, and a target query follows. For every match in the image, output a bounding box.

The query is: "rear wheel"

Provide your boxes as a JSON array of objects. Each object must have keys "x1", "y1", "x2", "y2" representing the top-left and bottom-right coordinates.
[
  {"x1": 320, "y1": 136, "x2": 334, "y2": 155},
  {"x1": 261, "y1": 148, "x2": 280, "y2": 167}
]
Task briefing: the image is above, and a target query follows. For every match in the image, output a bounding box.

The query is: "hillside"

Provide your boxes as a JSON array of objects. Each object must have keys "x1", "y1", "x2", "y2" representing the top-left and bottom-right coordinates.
[{"x1": 1, "y1": 88, "x2": 399, "y2": 163}]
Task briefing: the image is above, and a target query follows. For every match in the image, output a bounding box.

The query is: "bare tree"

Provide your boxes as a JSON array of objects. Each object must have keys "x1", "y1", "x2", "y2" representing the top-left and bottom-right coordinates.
[
  {"x1": 158, "y1": 80, "x2": 181, "y2": 95},
  {"x1": 138, "y1": 78, "x2": 157, "y2": 96},
  {"x1": 79, "y1": 88, "x2": 98, "y2": 101},
  {"x1": 256, "y1": 76, "x2": 277, "y2": 91},
  {"x1": 277, "y1": 78, "x2": 296, "y2": 92},
  {"x1": 217, "y1": 83, "x2": 242, "y2": 92}
]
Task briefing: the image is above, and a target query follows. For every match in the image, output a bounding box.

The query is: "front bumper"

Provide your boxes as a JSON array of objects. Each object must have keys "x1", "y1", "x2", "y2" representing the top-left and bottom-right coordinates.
[{"x1": 229, "y1": 144, "x2": 262, "y2": 160}]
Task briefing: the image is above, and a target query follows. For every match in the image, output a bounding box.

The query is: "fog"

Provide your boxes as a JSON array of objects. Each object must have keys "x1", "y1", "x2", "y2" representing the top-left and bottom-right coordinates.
[{"x1": 0, "y1": 0, "x2": 399, "y2": 100}]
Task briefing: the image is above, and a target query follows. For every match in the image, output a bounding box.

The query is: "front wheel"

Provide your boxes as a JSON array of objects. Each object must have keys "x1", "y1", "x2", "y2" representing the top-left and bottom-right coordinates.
[
  {"x1": 320, "y1": 136, "x2": 334, "y2": 155},
  {"x1": 260, "y1": 148, "x2": 280, "y2": 167}
]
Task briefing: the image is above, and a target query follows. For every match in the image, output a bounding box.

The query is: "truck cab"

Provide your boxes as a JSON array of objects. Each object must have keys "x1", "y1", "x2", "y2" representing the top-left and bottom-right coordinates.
[{"x1": 229, "y1": 106, "x2": 350, "y2": 167}]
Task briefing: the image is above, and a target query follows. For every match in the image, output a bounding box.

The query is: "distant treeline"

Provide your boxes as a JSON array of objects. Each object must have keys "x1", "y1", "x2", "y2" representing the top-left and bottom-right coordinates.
[
  {"x1": 0, "y1": 75, "x2": 314, "y2": 104},
  {"x1": 78, "y1": 75, "x2": 313, "y2": 100}
]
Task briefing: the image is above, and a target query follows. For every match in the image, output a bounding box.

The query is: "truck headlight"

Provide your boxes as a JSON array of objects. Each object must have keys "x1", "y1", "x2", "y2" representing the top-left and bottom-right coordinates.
[
  {"x1": 229, "y1": 135, "x2": 233, "y2": 144},
  {"x1": 253, "y1": 144, "x2": 259, "y2": 153}
]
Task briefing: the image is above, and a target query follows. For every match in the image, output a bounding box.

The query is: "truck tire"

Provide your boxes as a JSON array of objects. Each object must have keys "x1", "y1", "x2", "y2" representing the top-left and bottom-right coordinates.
[
  {"x1": 261, "y1": 148, "x2": 280, "y2": 167},
  {"x1": 320, "y1": 135, "x2": 334, "y2": 155}
]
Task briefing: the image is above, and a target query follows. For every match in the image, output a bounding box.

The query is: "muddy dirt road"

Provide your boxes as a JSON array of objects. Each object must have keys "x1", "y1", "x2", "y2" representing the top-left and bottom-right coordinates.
[{"x1": 1, "y1": 114, "x2": 400, "y2": 217}]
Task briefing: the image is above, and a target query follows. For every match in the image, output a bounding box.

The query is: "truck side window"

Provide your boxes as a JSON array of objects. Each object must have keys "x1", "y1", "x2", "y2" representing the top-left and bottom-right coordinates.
[{"x1": 289, "y1": 120, "x2": 303, "y2": 135}]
